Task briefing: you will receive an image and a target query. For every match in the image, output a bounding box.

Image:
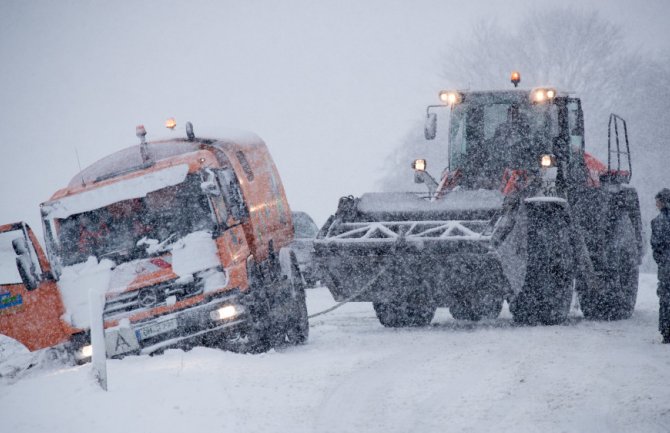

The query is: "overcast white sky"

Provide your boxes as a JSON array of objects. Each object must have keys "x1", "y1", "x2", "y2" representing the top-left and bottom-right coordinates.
[{"x1": 1, "y1": 0, "x2": 668, "y2": 228}]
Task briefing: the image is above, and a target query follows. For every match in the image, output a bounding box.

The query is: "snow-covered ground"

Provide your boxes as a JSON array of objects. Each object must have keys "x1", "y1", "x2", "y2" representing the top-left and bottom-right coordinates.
[{"x1": 1, "y1": 274, "x2": 669, "y2": 433}]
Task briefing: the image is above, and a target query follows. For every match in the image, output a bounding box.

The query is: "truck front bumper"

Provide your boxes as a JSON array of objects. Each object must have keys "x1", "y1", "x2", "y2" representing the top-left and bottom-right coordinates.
[{"x1": 102, "y1": 291, "x2": 248, "y2": 358}]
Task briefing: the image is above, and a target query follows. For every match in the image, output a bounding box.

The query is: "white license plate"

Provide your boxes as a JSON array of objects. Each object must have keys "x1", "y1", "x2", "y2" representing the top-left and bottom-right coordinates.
[{"x1": 136, "y1": 318, "x2": 178, "y2": 340}]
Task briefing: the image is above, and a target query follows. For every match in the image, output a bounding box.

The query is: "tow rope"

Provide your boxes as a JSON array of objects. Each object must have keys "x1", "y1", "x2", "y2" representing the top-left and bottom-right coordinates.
[{"x1": 307, "y1": 265, "x2": 388, "y2": 319}]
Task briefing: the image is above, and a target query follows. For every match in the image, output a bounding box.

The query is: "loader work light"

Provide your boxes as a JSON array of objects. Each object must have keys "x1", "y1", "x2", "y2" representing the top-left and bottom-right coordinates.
[
  {"x1": 412, "y1": 159, "x2": 427, "y2": 172},
  {"x1": 531, "y1": 88, "x2": 557, "y2": 103},
  {"x1": 165, "y1": 118, "x2": 177, "y2": 129},
  {"x1": 439, "y1": 90, "x2": 461, "y2": 105},
  {"x1": 540, "y1": 154, "x2": 556, "y2": 168}
]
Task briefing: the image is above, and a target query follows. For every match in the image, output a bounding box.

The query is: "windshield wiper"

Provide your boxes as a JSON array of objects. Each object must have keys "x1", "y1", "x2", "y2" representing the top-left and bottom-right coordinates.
[{"x1": 137, "y1": 233, "x2": 178, "y2": 256}]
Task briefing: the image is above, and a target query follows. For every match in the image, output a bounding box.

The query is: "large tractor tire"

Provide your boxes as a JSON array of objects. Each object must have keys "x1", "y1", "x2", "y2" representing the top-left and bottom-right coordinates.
[
  {"x1": 373, "y1": 290, "x2": 436, "y2": 327},
  {"x1": 450, "y1": 293, "x2": 504, "y2": 321},
  {"x1": 579, "y1": 214, "x2": 639, "y2": 320},
  {"x1": 510, "y1": 199, "x2": 574, "y2": 325},
  {"x1": 449, "y1": 261, "x2": 507, "y2": 321}
]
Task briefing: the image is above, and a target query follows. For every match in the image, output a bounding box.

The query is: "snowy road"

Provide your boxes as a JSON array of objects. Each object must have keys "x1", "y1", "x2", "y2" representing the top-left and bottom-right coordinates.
[{"x1": 1, "y1": 274, "x2": 669, "y2": 433}]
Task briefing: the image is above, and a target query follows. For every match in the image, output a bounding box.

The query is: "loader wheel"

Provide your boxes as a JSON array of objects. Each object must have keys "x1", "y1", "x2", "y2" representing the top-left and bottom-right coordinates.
[
  {"x1": 373, "y1": 291, "x2": 436, "y2": 327},
  {"x1": 510, "y1": 200, "x2": 573, "y2": 326},
  {"x1": 579, "y1": 215, "x2": 639, "y2": 320},
  {"x1": 450, "y1": 293, "x2": 503, "y2": 321}
]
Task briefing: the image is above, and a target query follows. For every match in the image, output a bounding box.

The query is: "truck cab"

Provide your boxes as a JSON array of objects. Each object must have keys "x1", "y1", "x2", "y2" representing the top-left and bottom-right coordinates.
[{"x1": 0, "y1": 122, "x2": 308, "y2": 359}]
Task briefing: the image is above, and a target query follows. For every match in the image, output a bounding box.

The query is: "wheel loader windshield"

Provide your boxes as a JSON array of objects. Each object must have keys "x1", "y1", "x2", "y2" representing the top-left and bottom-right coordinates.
[{"x1": 449, "y1": 97, "x2": 559, "y2": 188}]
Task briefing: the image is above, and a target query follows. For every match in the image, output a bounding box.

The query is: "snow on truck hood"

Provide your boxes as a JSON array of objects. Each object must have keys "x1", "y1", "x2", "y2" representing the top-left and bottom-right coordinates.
[
  {"x1": 42, "y1": 164, "x2": 189, "y2": 220},
  {"x1": 57, "y1": 231, "x2": 223, "y2": 329}
]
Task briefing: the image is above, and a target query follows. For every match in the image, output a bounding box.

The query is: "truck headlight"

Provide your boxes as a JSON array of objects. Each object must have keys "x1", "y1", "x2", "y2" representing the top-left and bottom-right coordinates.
[{"x1": 76, "y1": 344, "x2": 93, "y2": 360}]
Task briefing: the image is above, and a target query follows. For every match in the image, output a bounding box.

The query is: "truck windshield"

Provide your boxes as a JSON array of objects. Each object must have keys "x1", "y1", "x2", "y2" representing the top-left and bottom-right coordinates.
[
  {"x1": 449, "y1": 99, "x2": 559, "y2": 187},
  {"x1": 51, "y1": 173, "x2": 215, "y2": 266}
]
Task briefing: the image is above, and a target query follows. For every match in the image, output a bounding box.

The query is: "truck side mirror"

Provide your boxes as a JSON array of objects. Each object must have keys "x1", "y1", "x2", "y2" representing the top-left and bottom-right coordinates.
[
  {"x1": 12, "y1": 238, "x2": 39, "y2": 291},
  {"x1": 200, "y1": 170, "x2": 221, "y2": 196},
  {"x1": 12, "y1": 237, "x2": 28, "y2": 255},
  {"x1": 200, "y1": 181, "x2": 220, "y2": 196},
  {"x1": 425, "y1": 113, "x2": 437, "y2": 140}
]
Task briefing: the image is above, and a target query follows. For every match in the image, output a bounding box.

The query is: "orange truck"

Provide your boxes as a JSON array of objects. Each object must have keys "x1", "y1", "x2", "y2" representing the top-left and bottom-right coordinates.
[{"x1": 0, "y1": 121, "x2": 308, "y2": 361}]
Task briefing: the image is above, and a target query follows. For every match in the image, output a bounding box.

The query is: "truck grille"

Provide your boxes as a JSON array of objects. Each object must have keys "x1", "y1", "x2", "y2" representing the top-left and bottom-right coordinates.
[{"x1": 103, "y1": 280, "x2": 203, "y2": 321}]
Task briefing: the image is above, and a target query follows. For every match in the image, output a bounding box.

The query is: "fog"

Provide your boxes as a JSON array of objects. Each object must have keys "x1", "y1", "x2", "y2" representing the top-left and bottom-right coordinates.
[{"x1": 1, "y1": 0, "x2": 668, "y2": 229}]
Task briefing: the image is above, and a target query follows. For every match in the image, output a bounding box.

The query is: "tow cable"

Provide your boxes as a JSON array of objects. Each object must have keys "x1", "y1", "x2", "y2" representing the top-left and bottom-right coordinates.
[{"x1": 307, "y1": 265, "x2": 388, "y2": 319}]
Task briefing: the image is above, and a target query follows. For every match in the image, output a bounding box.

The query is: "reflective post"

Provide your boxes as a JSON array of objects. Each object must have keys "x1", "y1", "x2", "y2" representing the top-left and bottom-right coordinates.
[{"x1": 89, "y1": 287, "x2": 107, "y2": 391}]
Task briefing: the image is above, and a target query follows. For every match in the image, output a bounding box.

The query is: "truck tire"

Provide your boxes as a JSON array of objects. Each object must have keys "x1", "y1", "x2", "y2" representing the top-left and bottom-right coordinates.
[
  {"x1": 510, "y1": 200, "x2": 573, "y2": 325},
  {"x1": 579, "y1": 214, "x2": 639, "y2": 320},
  {"x1": 282, "y1": 255, "x2": 309, "y2": 346},
  {"x1": 219, "y1": 262, "x2": 273, "y2": 354},
  {"x1": 373, "y1": 291, "x2": 436, "y2": 327},
  {"x1": 235, "y1": 251, "x2": 310, "y2": 352}
]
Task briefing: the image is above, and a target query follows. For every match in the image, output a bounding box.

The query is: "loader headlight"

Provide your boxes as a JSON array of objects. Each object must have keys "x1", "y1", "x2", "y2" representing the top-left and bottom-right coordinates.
[
  {"x1": 412, "y1": 159, "x2": 427, "y2": 172},
  {"x1": 438, "y1": 90, "x2": 461, "y2": 105},
  {"x1": 540, "y1": 154, "x2": 555, "y2": 168}
]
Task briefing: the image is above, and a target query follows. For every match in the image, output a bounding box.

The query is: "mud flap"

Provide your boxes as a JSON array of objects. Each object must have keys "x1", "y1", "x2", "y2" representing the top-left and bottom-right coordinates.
[{"x1": 510, "y1": 198, "x2": 574, "y2": 325}]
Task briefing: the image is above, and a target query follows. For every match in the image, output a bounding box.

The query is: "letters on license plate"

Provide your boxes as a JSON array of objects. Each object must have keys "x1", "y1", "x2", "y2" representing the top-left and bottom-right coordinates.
[{"x1": 136, "y1": 318, "x2": 178, "y2": 340}]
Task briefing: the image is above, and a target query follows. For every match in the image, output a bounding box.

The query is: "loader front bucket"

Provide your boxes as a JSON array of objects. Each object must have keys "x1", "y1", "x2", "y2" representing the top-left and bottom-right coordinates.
[{"x1": 314, "y1": 190, "x2": 508, "y2": 307}]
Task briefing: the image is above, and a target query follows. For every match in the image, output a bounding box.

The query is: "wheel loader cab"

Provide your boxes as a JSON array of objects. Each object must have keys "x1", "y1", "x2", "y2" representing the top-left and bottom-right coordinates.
[{"x1": 447, "y1": 91, "x2": 562, "y2": 189}]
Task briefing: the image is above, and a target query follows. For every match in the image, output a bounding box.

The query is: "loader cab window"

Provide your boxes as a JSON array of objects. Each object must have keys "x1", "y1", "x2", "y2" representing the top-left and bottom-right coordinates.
[
  {"x1": 567, "y1": 100, "x2": 584, "y2": 152},
  {"x1": 449, "y1": 99, "x2": 559, "y2": 185}
]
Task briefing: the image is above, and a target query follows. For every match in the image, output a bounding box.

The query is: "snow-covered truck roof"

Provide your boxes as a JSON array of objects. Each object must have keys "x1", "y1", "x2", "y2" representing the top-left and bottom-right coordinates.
[
  {"x1": 44, "y1": 131, "x2": 265, "y2": 206},
  {"x1": 67, "y1": 130, "x2": 264, "y2": 189}
]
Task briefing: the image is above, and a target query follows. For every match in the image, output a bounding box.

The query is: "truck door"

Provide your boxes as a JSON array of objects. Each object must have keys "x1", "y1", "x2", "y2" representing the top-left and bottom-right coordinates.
[
  {"x1": 204, "y1": 168, "x2": 251, "y2": 289},
  {"x1": 0, "y1": 222, "x2": 71, "y2": 351}
]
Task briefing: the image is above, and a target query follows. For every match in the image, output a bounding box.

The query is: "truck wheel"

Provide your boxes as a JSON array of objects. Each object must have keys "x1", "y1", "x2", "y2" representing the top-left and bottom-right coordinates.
[
  {"x1": 579, "y1": 215, "x2": 639, "y2": 320},
  {"x1": 272, "y1": 248, "x2": 309, "y2": 347},
  {"x1": 283, "y1": 261, "x2": 309, "y2": 345},
  {"x1": 219, "y1": 263, "x2": 273, "y2": 354},
  {"x1": 450, "y1": 293, "x2": 503, "y2": 321},
  {"x1": 373, "y1": 291, "x2": 436, "y2": 327},
  {"x1": 510, "y1": 200, "x2": 573, "y2": 326}
]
